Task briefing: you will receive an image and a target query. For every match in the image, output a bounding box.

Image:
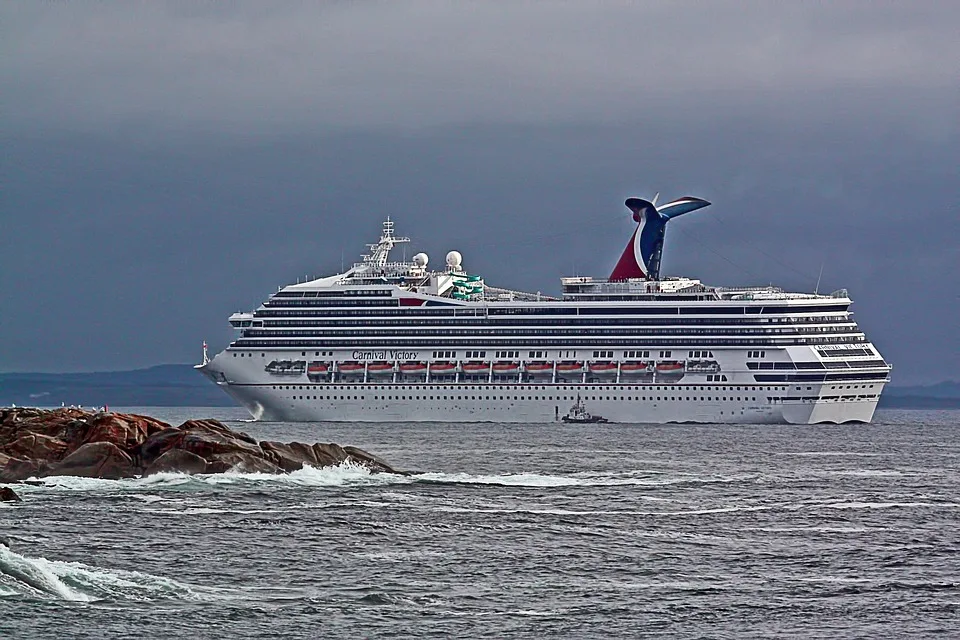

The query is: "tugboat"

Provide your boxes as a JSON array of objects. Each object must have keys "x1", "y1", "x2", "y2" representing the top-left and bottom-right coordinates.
[{"x1": 561, "y1": 395, "x2": 609, "y2": 423}]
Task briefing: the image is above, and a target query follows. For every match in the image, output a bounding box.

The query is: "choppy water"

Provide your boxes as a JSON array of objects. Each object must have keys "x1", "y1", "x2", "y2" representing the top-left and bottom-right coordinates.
[{"x1": 2, "y1": 409, "x2": 959, "y2": 638}]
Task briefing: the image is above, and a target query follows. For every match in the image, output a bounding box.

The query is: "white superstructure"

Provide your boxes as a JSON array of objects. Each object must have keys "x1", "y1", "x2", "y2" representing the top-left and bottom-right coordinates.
[{"x1": 197, "y1": 198, "x2": 891, "y2": 424}]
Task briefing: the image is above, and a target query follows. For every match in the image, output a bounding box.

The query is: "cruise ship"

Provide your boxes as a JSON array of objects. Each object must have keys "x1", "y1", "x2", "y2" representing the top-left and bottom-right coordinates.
[{"x1": 196, "y1": 195, "x2": 891, "y2": 423}]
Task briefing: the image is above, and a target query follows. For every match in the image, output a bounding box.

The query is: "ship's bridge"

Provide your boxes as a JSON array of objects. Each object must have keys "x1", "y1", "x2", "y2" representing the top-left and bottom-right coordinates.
[{"x1": 561, "y1": 276, "x2": 713, "y2": 301}]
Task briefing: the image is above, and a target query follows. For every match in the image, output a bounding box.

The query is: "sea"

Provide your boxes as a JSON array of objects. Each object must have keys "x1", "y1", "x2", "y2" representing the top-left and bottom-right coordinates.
[{"x1": 2, "y1": 408, "x2": 958, "y2": 639}]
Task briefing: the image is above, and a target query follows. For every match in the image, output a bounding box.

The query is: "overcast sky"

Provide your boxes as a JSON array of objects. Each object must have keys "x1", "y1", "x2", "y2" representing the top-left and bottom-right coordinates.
[{"x1": 2, "y1": 2, "x2": 958, "y2": 384}]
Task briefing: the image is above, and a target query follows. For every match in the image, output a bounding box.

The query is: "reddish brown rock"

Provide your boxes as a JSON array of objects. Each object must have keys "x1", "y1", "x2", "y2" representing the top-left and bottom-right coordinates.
[
  {"x1": 81, "y1": 414, "x2": 147, "y2": 450},
  {"x1": 343, "y1": 445, "x2": 402, "y2": 475},
  {"x1": 261, "y1": 441, "x2": 322, "y2": 472},
  {"x1": 50, "y1": 442, "x2": 135, "y2": 480},
  {"x1": 144, "y1": 449, "x2": 208, "y2": 476},
  {"x1": 0, "y1": 487, "x2": 21, "y2": 502},
  {"x1": 176, "y1": 421, "x2": 265, "y2": 461},
  {"x1": 205, "y1": 452, "x2": 282, "y2": 475},
  {"x1": 3, "y1": 433, "x2": 70, "y2": 462},
  {"x1": 313, "y1": 442, "x2": 348, "y2": 467},
  {"x1": 0, "y1": 458, "x2": 50, "y2": 483},
  {"x1": 138, "y1": 428, "x2": 187, "y2": 465},
  {"x1": 0, "y1": 407, "x2": 406, "y2": 480}
]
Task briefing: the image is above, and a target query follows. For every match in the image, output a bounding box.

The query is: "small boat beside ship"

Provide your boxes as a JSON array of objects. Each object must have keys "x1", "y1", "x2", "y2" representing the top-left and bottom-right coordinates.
[{"x1": 561, "y1": 396, "x2": 609, "y2": 424}]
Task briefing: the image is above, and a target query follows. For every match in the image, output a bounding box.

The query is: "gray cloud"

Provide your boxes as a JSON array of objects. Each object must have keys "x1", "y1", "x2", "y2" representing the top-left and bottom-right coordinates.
[
  {"x1": 3, "y1": 2, "x2": 958, "y2": 132},
  {"x1": 2, "y1": 2, "x2": 958, "y2": 384}
]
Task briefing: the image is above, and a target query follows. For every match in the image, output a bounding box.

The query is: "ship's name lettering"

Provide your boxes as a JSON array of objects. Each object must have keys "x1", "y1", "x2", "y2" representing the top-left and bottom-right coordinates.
[{"x1": 353, "y1": 350, "x2": 420, "y2": 360}]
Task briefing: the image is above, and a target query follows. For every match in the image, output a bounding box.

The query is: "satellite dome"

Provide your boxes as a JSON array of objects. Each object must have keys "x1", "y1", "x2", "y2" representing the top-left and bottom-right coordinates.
[
  {"x1": 412, "y1": 252, "x2": 429, "y2": 267},
  {"x1": 445, "y1": 251, "x2": 462, "y2": 268}
]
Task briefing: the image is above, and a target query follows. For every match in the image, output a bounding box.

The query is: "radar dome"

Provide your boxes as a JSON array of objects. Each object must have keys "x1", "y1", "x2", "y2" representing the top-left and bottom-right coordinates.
[
  {"x1": 445, "y1": 251, "x2": 463, "y2": 268},
  {"x1": 412, "y1": 252, "x2": 429, "y2": 267}
]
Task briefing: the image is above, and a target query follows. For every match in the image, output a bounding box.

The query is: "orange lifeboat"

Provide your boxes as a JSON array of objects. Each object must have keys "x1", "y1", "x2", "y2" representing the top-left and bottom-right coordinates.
[
  {"x1": 525, "y1": 361, "x2": 553, "y2": 373},
  {"x1": 656, "y1": 361, "x2": 685, "y2": 375},
  {"x1": 620, "y1": 361, "x2": 653, "y2": 375},
  {"x1": 366, "y1": 362, "x2": 394, "y2": 376},
  {"x1": 492, "y1": 361, "x2": 520, "y2": 374},
  {"x1": 307, "y1": 361, "x2": 329, "y2": 375},
  {"x1": 588, "y1": 361, "x2": 618, "y2": 375}
]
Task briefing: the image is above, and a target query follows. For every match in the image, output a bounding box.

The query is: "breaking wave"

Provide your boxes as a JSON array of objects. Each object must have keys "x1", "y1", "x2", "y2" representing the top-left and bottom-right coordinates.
[
  {"x1": 13, "y1": 461, "x2": 400, "y2": 492},
  {"x1": 411, "y1": 471, "x2": 744, "y2": 488},
  {"x1": 11, "y1": 463, "x2": 744, "y2": 494},
  {"x1": 0, "y1": 545, "x2": 201, "y2": 602}
]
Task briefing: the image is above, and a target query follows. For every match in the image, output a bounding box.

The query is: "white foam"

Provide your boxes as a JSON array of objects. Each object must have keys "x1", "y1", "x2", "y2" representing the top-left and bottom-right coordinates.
[
  {"x1": 14, "y1": 465, "x2": 740, "y2": 493},
  {"x1": 776, "y1": 451, "x2": 887, "y2": 457},
  {"x1": 820, "y1": 501, "x2": 959, "y2": 510},
  {"x1": 827, "y1": 470, "x2": 905, "y2": 477},
  {"x1": 0, "y1": 546, "x2": 200, "y2": 602},
  {"x1": 411, "y1": 471, "x2": 738, "y2": 488},
  {"x1": 0, "y1": 546, "x2": 91, "y2": 601},
  {"x1": 746, "y1": 526, "x2": 878, "y2": 533},
  {"x1": 141, "y1": 506, "x2": 284, "y2": 515},
  {"x1": 192, "y1": 461, "x2": 398, "y2": 487},
  {"x1": 15, "y1": 462, "x2": 406, "y2": 493}
]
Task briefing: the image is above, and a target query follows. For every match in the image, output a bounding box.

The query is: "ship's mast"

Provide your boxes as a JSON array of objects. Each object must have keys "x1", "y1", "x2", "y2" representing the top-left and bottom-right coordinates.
[{"x1": 361, "y1": 217, "x2": 410, "y2": 269}]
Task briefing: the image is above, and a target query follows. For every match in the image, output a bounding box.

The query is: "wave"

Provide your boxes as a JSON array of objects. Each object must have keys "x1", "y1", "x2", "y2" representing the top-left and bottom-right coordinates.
[
  {"x1": 411, "y1": 471, "x2": 743, "y2": 488},
  {"x1": 13, "y1": 461, "x2": 400, "y2": 493},
  {"x1": 0, "y1": 546, "x2": 200, "y2": 602},
  {"x1": 10, "y1": 463, "x2": 752, "y2": 497},
  {"x1": 13, "y1": 463, "x2": 746, "y2": 494},
  {"x1": 432, "y1": 504, "x2": 771, "y2": 517},
  {"x1": 818, "y1": 500, "x2": 960, "y2": 510}
]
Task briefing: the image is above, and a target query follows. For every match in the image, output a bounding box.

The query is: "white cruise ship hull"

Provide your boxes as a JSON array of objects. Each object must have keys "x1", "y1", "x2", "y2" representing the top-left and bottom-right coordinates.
[{"x1": 200, "y1": 369, "x2": 884, "y2": 425}]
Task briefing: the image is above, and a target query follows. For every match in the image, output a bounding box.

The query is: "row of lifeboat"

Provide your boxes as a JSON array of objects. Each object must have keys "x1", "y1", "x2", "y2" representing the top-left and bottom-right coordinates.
[{"x1": 307, "y1": 360, "x2": 688, "y2": 376}]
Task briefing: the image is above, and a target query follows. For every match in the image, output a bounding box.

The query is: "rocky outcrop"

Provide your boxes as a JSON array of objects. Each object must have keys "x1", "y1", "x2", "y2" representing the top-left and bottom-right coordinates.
[
  {"x1": 0, "y1": 487, "x2": 21, "y2": 502},
  {"x1": 51, "y1": 442, "x2": 135, "y2": 480},
  {"x1": 261, "y1": 441, "x2": 325, "y2": 472},
  {"x1": 0, "y1": 407, "x2": 406, "y2": 482},
  {"x1": 144, "y1": 449, "x2": 208, "y2": 476}
]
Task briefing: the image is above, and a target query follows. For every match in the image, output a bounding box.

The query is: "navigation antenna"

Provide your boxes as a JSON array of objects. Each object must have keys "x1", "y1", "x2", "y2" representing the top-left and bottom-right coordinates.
[
  {"x1": 361, "y1": 217, "x2": 411, "y2": 268},
  {"x1": 814, "y1": 262, "x2": 824, "y2": 295}
]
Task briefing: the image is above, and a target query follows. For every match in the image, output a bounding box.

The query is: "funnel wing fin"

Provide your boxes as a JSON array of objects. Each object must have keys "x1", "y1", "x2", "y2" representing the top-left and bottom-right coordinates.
[{"x1": 657, "y1": 196, "x2": 711, "y2": 219}]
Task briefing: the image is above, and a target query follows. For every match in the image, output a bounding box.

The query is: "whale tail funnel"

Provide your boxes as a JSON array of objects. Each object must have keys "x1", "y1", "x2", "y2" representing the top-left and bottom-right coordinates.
[{"x1": 609, "y1": 195, "x2": 711, "y2": 281}]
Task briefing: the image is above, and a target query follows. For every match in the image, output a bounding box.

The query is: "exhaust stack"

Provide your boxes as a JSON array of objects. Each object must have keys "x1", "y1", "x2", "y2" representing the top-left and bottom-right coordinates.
[{"x1": 609, "y1": 196, "x2": 711, "y2": 281}]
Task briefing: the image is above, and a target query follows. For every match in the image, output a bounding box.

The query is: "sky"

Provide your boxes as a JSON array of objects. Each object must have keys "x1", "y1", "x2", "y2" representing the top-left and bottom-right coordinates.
[{"x1": 2, "y1": 2, "x2": 958, "y2": 384}]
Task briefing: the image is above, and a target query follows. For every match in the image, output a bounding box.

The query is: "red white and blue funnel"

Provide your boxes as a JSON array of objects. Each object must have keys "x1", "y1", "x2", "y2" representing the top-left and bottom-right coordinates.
[{"x1": 609, "y1": 195, "x2": 711, "y2": 281}]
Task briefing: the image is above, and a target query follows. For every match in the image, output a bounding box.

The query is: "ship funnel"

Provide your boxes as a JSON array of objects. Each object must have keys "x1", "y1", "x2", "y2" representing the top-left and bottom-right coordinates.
[{"x1": 609, "y1": 195, "x2": 711, "y2": 281}]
